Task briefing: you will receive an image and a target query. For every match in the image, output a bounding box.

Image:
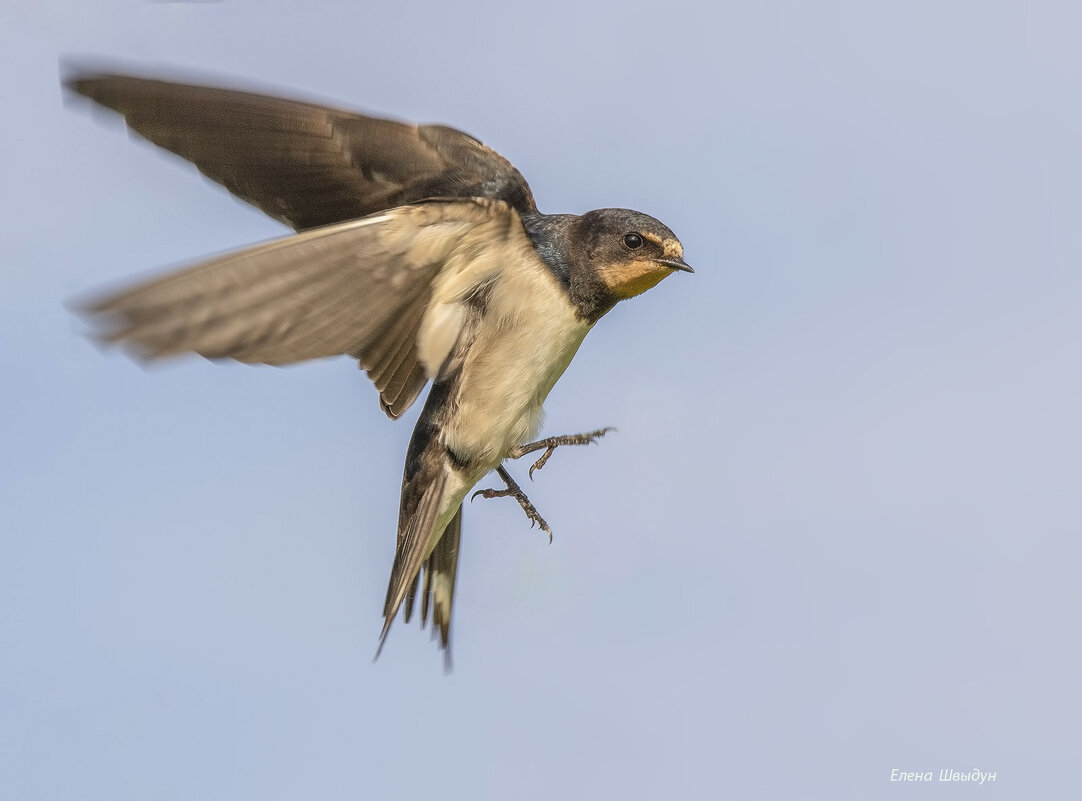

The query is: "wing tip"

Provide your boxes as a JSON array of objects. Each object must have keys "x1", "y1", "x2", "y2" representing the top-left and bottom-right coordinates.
[
  {"x1": 58, "y1": 56, "x2": 153, "y2": 106},
  {"x1": 59, "y1": 56, "x2": 108, "y2": 95}
]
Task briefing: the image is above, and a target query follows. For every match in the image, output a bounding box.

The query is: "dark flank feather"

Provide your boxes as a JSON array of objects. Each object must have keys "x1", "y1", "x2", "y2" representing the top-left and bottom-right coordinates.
[{"x1": 62, "y1": 68, "x2": 538, "y2": 231}]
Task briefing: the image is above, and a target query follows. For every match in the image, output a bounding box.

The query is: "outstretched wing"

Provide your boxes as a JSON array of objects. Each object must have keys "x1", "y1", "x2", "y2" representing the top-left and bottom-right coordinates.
[
  {"x1": 63, "y1": 67, "x2": 539, "y2": 230},
  {"x1": 80, "y1": 199, "x2": 526, "y2": 418}
]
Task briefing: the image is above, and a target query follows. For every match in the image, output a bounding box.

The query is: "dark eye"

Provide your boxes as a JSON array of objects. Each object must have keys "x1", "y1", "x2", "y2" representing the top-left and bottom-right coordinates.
[{"x1": 623, "y1": 233, "x2": 644, "y2": 250}]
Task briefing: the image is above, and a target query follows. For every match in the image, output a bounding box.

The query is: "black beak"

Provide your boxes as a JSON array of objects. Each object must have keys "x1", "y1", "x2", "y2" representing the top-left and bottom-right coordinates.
[{"x1": 655, "y1": 257, "x2": 694, "y2": 274}]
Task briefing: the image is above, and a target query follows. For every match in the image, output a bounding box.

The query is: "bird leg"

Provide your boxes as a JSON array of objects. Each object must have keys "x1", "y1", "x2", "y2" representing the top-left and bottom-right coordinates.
[
  {"x1": 508, "y1": 427, "x2": 615, "y2": 479},
  {"x1": 470, "y1": 428, "x2": 614, "y2": 542},
  {"x1": 471, "y1": 465, "x2": 553, "y2": 542}
]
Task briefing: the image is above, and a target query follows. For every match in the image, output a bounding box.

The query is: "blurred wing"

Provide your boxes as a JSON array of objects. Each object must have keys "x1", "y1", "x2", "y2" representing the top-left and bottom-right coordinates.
[
  {"x1": 64, "y1": 68, "x2": 539, "y2": 230},
  {"x1": 81, "y1": 199, "x2": 522, "y2": 418}
]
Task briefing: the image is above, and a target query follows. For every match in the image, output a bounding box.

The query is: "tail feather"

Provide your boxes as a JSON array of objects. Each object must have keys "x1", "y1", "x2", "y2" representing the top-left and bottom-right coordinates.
[
  {"x1": 422, "y1": 505, "x2": 462, "y2": 667},
  {"x1": 376, "y1": 375, "x2": 468, "y2": 665},
  {"x1": 376, "y1": 464, "x2": 448, "y2": 658},
  {"x1": 402, "y1": 574, "x2": 420, "y2": 623}
]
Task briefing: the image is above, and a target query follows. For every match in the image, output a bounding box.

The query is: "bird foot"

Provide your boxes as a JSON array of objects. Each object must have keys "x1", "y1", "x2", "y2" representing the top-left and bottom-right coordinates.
[
  {"x1": 471, "y1": 465, "x2": 552, "y2": 542},
  {"x1": 509, "y1": 427, "x2": 615, "y2": 479}
]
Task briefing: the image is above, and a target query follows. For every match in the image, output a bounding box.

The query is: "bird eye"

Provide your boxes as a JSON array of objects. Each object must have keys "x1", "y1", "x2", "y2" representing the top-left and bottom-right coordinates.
[{"x1": 623, "y1": 233, "x2": 644, "y2": 250}]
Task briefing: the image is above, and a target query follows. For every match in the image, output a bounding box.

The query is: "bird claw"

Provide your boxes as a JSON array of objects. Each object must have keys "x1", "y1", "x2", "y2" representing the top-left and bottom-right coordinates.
[
  {"x1": 471, "y1": 486, "x2": 512, "y2": 503},
  {"x1": 513, "y1": 427, "x2": 615, "y2": 480},
  {"x1": 472, "y1": 428, "x2": 614, "y2": 539},
  {"x1": 472, "y1": 466, "x2": 553, "y2": 542},
  {"x1": 507, "y1": 492, "x2": 553, "y2": 543},
  {"x1": 527, "y1": 447, "x2": 556, "y2": 480}
]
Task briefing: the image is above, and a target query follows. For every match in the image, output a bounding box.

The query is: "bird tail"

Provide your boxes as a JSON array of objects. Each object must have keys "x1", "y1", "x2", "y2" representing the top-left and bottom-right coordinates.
[
  {"x1": 376, "y1": 407, "x2": 466, "y2": 665},
  {"x1": 420, "y1": 505, "x2": 462, "y2": 669}
]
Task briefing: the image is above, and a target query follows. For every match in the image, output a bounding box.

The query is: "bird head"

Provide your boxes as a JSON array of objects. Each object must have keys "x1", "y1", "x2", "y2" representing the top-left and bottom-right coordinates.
[{"x1": 574, "y1": 208, "x2": 693, "y2": 301}]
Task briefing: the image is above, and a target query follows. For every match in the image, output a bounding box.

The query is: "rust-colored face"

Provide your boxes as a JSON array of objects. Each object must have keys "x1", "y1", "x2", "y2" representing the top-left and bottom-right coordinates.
[{"x1": 596, "y1": 230, "x2": 689, "y2": 299}]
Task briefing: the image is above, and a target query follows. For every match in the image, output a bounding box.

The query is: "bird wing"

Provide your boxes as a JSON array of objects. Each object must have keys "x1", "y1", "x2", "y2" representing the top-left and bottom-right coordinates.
[
  {"x1": 63, "y1": 67, "x2": 539, "y2": 231},
  {"x1": 80, "y1": 199, "x2": 526, "y2": 418}
]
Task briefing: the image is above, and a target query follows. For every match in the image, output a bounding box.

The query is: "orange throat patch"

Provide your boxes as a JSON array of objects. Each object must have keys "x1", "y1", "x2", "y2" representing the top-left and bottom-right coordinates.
[{"x1": 600, "y1": 260, "x2": 673, "y2": 300}]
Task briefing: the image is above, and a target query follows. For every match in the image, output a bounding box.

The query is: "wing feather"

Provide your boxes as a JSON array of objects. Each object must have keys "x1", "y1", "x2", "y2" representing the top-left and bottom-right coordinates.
[
  {"x1": 379, "y1": 362, "x2": 428, "y2": 419},
  {"x1": 368, "y1": 295, "x2": 428, "y2": 391},
  {"x1": 79, "y1": 199, "x2": 526, "y2": 418},
  {"x1": 64, "y1": 68, "x2": 538, "y2": 230},
  {"x1": 356, "y1": 285, "x2": 426, "y2": 374},
  {"x1": 379, "y1": 348, "x2": 425, "y2": 414},
  {"x1": 84, "y1": 215, "x2": 406, "y2": 362}
]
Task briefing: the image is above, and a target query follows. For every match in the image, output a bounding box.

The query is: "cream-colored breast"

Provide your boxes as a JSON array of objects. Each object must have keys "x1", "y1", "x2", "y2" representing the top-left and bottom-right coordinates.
[{"x1": 441, "y1": 253, "x2": 592, "y2": 470}]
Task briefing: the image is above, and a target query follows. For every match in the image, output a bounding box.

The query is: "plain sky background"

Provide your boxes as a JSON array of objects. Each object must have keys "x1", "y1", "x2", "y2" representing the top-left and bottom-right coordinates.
[{"x1": 2, "y1": 1, "x2": 1080, "y2": 798}]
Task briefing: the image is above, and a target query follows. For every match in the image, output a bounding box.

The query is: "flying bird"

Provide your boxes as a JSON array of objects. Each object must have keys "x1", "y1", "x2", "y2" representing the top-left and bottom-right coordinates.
[{"x1": 64, "y1": 67, "x2": 692, "y2": 665}]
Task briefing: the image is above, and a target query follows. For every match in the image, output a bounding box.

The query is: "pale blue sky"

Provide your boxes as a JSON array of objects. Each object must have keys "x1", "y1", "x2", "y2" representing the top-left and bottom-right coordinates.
[{"x1": 2, "y1": 1, "x2": 1080, "y2": 798}]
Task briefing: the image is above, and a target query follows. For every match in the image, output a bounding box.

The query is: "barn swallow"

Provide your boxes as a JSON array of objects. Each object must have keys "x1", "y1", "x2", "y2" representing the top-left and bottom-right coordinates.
[{"x1": 64, "y1": 67, "x2": 692, "y2": 665}]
